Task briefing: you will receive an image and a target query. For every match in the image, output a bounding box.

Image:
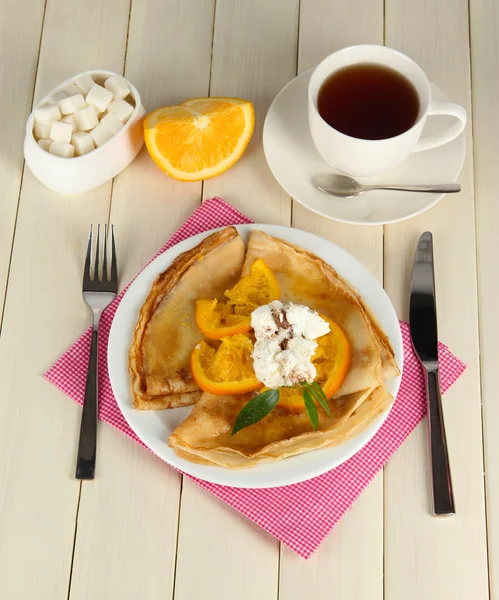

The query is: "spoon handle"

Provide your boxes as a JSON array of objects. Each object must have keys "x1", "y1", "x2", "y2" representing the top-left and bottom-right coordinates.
[{"x1": 366, "y1": 183, "x2": 461, "y2": 194}]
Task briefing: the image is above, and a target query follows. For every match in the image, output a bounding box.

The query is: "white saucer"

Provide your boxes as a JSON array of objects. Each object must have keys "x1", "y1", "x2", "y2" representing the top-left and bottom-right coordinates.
[{"x1": 263, "y1": 69, "x2": 466, "y2": 225}]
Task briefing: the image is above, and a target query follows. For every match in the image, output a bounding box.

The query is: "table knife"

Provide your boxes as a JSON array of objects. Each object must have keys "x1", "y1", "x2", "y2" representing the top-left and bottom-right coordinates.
[{"x1": 409, "y1": 231, "x2": 455, "y2": 515}]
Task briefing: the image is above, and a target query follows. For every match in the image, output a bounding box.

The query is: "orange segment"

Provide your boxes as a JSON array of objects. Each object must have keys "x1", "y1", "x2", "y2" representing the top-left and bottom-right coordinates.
[
  {"x1": 224, "y1": 258, "x2": 280, "y2": 315},
  {"x1": 195, "y1": 259, "x2": 280, "y2": 339},
  {"x1": 314, "y1": 315, "x2": 351, "y2": 399},
  {"x1": 196, "y1": 299, "x2": 251, "y2": 339},
  {"x1": 191, "y1": 334, "x2": 261, "y2": 395},
  {"x1": 143, "y1": 97, "x2": 254, "y2": 181},
  {"x1": 277, "y1": 315, "x2": 351, "y2": 411}
]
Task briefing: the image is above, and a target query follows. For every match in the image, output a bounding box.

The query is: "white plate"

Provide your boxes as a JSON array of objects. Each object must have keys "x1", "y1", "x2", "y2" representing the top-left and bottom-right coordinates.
[
  {"x1": 263, "y1": 69, "x2": 466, "y2": 225},
  {"x1": 108, "y1": 225, "x2": 403, "y2": 488}
]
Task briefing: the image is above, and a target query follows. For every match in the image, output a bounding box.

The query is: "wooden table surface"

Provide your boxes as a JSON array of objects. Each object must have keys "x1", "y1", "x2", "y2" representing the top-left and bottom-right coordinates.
[{"x1": 0, "y1": 0, "x2": 496, "y2": 598}]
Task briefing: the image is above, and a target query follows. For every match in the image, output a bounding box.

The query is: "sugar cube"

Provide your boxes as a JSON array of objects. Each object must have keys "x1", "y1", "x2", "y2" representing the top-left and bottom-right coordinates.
[
  {"x1": 49, "y1": 141, "x2": 75, "y2": 158},
  {"x1": 104, "y1": 75, "x2": 131, "y2": 100},
  {"x1": 34, "y1": 103, "x2": 61, "y2": 125},
  {"x1": 91, "y1": 122, "x2": 114, "y2": 147},
  {"x1": 51, "y1": 90, "x2": 69, "y2": 104},
  {"x1": 50, "y1": 120, "x2": 73, "y2": 144},
  {"x1": 38, "y1": 139, "x2": 51, "y2": 152},
  {"x1": 107, "y1": 98, "x2": 133, "y2": 122},
  {"x1": 100, "y1": 112, "x2": 124, "y2": 135},
  {"x1": 86, "y1": 84, "x2": 113, "y2": 113},
  {"x1": 34, "y1": 123, "x2": 51, "y2": 139},
  {"x1": 58, "y1": 93, "x2": 87, "y2": 115},
  {"x1": 64, "y1": 82, "x2": 82, "y2": 97},
  {"x1": 73, "y1": 106, "x2": 99, "y2": 131},
  {"x1": 71, "y1": 131, "x2": 95, "y2": 156},
  {"x1": 75, "y1": 74, "x2": 95, "y2": 95},
  {"x1": 61, "y1": 114, "x2": 78, "y2": 133}
]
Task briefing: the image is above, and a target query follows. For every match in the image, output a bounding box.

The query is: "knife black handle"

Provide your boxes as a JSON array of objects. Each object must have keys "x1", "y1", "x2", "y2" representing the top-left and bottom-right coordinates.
[{"x1": 425, "y1": 369, "x2": 455, "y2": 515}]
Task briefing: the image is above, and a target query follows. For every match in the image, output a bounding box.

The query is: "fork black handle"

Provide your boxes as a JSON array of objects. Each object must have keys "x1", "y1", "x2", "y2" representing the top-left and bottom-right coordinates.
[{"x1": 75, "y1": 327, "x2": 99, "y2": 479}]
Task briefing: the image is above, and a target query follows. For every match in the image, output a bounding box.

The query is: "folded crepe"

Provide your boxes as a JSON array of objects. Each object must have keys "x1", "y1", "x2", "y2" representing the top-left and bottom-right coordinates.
[
  {"x1": 169, "y1": 386, "x2": 393, "y2": 468},
  {"x1": 241, "y1": 230, "x2": 400, "y2": 397},
  {"x1": 129, "y1": 227, "x2": 246, "y2": 409}
]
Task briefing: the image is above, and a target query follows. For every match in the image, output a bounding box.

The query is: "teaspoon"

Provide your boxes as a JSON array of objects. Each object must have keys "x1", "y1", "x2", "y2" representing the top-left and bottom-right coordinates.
[{"x1": 315, "y1": 174, "x2": 461, "y2": 199}]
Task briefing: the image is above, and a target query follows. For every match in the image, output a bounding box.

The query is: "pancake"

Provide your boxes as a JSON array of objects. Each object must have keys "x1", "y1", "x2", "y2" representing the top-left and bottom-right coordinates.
[
  {"x1": 168, "y1": 386, "x2": 393, "y2": 468},
  {"x1": 129, "y1": 226, "x2": 246, "y2": 409},
  {"x1": 241, "y1": 230, "x2": 400, "y2": 396}
]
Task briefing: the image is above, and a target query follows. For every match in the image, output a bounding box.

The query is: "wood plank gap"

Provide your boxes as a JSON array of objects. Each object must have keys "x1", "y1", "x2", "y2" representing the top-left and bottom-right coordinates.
[
  {"x1": 382, "y1": 1, "x2": 387, "y2": 598},
  {"x1": 200, "y1": 0, "x2": 218, "y2": 205},
  {"x1": 207, "y1": 0, "x2": 218, "y2": 98},
  {"x1": 66, "y1": 482, "x2": 83, "y2": 600},
  {"x1": 121, "y1": 0, "x2": 134, "y2": 75},
  {"x1": 383, "y1": 0, "x2": 386, "y2": 44},
  {"x1": 106, "y1": 0, "x2": 134, "y2": 221},
  {"x1": 171, "y1": 476, "x2": 185, "y2": 600},
  {"x1": 468, "y1": 0, "x2": 493, "y2": 595},
  {"x1": 106, "y1": 178, "x2": 115, "y2": 229},
  {"x1": 289, "y1": 0, "x2": 301, "y2": 228},
  {"x1": 0, "y1": 0, "x2": 48, "y2": 334},
  {"x1": 276, "y1": 540, "x2": 282, "y2": 600}
]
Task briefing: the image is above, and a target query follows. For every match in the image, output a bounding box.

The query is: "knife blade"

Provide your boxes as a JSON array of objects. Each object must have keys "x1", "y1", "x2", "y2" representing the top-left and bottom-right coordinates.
[{"x1": 409, "y1": 232, "x2": 455, "y2": 515}]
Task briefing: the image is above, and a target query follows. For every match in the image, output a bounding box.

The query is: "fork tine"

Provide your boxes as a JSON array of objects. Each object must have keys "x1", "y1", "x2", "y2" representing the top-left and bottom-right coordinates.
[
  {"x1": 83, "y1": 225, "x2": 93, "y2": 285},
  {"x1": 103, "y1": 224, "x2": 108, "y2": 281},
  {"x1": 110, "y1": 224, "x2": 118, "y2": 288},
  {"x1": 95, "y1": 224, "x2": 101, "y2": 281}
]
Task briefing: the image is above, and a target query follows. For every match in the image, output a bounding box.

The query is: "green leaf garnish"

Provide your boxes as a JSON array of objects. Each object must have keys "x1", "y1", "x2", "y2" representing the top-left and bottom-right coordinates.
[
  {"x1": 231, "y1": 382, "x2": 332, "y2": 434},
  {"x1": 308, "y1": 382, "x2": 332, "y2": 417},
  {"x1": 231, "y1": 389, "x2": 280, "y2": 435},
  {"x1": 302, "y1": 389, "x2": 319, "y2": 430}
]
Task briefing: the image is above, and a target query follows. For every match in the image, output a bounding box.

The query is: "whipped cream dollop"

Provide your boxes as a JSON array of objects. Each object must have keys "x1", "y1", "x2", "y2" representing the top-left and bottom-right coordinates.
[{"x1": 251, "y1": 301, "x2": 330, "y2": 388}]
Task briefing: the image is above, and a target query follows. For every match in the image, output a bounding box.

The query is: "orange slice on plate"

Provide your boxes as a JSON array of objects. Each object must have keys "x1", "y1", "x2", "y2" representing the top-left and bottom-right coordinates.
[
  {"x1": 278, "y1": 315, "x2": 351, "y2": 411},
  {"x1": 191, "y1": 334, "x2": 261, "y2": 395},
  {"x1": 143, "y1": 97, "x2": 255, "y2": 181},
  {"x1": 313, "y1": 315, "x2": 351, "y2": 399},
  {"x1": 196, "y1": 259, "x2": 280, "y2": 339},
  {"x1": 224, "y1": 258, "x2": 280, "y2": 314}
]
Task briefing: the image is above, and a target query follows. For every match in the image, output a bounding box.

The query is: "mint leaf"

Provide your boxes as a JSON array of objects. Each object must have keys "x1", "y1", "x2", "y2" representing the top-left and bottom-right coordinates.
[
  {"x1": 231, "y1": 389, "x2": 280, "y2": 435},
  {"x1": 309, "y1": 382, "x2": 332, "y2": 417},
  {"x1": 303, "y1": 389, "x2": 319, "y2": 430}
]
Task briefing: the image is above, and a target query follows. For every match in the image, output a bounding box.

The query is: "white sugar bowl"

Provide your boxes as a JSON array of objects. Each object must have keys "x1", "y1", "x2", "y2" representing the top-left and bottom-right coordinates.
[{"x1": 24, "y1": 69, "x2": 146, "y2": 195}]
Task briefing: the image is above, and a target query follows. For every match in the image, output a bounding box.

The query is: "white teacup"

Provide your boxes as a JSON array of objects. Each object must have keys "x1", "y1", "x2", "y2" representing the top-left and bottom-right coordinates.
[{"x1": 308, "y1": 45, "x2": 466, "y2": 177}]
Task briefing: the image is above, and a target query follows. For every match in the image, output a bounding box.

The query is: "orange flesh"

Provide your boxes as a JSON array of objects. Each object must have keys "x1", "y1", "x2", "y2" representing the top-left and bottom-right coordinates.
[{"x1": 191, "y1": 334, "x2": 261, "y2": 395}]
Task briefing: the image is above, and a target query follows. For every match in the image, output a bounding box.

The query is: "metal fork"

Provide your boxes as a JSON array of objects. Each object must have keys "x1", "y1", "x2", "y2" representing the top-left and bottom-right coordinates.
[{"x1": 75, "y1": 224, "x2": 118, "y2": 480}]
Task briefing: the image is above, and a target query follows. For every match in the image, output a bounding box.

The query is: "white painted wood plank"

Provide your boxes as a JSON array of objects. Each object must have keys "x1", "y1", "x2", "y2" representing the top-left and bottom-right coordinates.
[
  {"x1": 202, "y1": 0, "x2": 299, "y2": 224},
  {"x1": 280, "y1": 1, "x2": 385, "y2": 598},
  {"x1": 469, "y1": 0, "x2": 499, "y2": 596},
  {"x1": 175, "y1": 2, "x2": 299, "y2": 599},
  {"x1": 0, "y1": 179, "x2": 111, "y2": 600},
  {"x1": 176, "y1": 480, "x2": 279, "y2": 598},
  {"x1": 384, "y1": 1, "x2": 489, "y2": 598},
  {"x1": 0, "y1": 0, "x2": 131, "y2": 598},
  {"x1": 0, "y1": 0, "x2": 45, "y2": 315},
  {"x1": 68, "y1": 1, "x2": 216, "y2": 599},
  {"x1": 280, "y1": 478, "x2": 383, "y2": 598}
]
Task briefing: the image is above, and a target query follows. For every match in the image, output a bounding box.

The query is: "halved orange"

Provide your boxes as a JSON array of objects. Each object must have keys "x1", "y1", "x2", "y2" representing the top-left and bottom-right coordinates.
[
  {"x1": 143, "y1": 97, "x2": 255, "y2": 181},
  {"x1": 277, "y1": 315, "x2": 351, "y2": 411},
  {"x1": 195, "y1": 259, "x2": 280, "y2": 339},
  {"x1": 191, "y1": 334, "x2": 261, "y2": 395}
]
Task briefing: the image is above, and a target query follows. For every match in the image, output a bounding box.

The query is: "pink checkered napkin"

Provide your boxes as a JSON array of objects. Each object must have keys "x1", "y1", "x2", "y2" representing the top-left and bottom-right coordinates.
[{"x1": 45, "y1": 197, "x2": 466, "y2": 559}]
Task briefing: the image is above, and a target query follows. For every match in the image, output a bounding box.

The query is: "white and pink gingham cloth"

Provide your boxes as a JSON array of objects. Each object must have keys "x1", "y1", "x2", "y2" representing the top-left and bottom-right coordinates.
[{"x1": 45, "y1": 197, "x2": 466, "y2": 559}]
